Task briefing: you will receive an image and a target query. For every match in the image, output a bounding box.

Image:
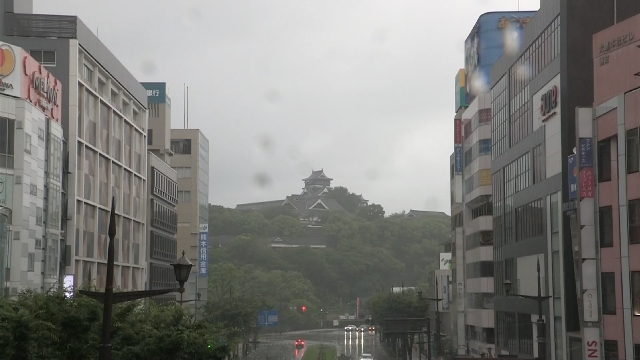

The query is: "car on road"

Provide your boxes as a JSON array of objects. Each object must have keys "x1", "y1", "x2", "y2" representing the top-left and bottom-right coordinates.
[
  {"x1": 360, "y1": 353, "x2": 373, "y2": 360},
  {"x1": 344, "y1": 325, "x2": 357, "y2": 332},
  {"x1": 294, "y1": 339, "x2": 305, "y2": 349},
  {"x1": 368, "y1": 325, "x2": 376, "y2": 331},
  {"x1": 357, "y1": 325, "x2": 368, "y2": 332}
]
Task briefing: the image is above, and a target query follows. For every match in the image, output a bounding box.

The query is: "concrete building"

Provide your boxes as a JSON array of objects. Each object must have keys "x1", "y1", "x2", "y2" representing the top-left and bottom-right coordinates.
[
  {"x1": 142, "y1": 82, "x2": 178, "y2": 304},
  {"x1": 460, "y1": 93, "x2": 495, "y2": 356},
  {"x1": 1, "y1": 2, "x2": 150, "y2": 292},
  {"x1": 0, "y1": 41, "x2": 64, "y2": 295},
  {"x1": 170, "y1": 129, "x2": 209, "y2": 310},
  {"x1": 486, "y1": 1, "x2": 640, "y2": 359},
  {"x1": 566, "y1": 12, "x2": 640, "y2": 360}
]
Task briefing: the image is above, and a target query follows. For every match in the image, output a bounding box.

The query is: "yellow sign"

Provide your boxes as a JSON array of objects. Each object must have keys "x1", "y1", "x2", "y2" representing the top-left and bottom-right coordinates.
[{"x1": 479, "y1": 169, "x2": 492, "y2": 186}]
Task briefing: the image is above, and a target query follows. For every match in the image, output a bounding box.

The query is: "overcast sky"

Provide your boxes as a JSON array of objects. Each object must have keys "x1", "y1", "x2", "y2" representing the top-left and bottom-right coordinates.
[{"x1": 36, "y1": 0, "x2": 540, "y2": 215}]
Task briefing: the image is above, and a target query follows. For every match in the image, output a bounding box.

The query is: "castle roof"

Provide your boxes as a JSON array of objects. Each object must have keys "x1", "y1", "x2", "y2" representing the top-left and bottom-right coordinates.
[{"x1": 303, "y1": 169, "x2": 333, "y2": 182}]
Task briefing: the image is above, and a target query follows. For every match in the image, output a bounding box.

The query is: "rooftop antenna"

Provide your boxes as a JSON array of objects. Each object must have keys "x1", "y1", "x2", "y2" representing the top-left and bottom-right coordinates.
[
  {"x1": 186, "y1": 86, "x2": 189, "y2": 129},
  {"x1": 183, "y1": 83, "x2": 186, "y2": 129}
]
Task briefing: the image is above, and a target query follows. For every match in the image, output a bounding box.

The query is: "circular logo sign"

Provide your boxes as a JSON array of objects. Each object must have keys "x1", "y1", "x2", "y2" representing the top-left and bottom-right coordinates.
[{"x1": 0, "y1": 44, "x2": 16, "y2": 78}]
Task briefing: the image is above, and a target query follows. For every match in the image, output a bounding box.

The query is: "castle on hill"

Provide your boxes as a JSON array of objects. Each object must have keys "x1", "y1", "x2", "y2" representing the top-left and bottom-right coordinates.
[{"x1": 236, "y1": 169, "x2": 368, "y2": 224}]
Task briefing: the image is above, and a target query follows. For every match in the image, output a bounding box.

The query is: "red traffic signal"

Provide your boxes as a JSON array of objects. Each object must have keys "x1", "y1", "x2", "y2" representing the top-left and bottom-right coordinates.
[{"x1": 301, "y1": 305, "x2": 307, "y2": 313}]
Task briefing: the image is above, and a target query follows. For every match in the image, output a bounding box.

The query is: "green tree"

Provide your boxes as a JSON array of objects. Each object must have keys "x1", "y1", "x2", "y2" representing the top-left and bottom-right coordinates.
[
  {"x1": 270, "y1": 215, "x2": 305, "y2": 237},
  {"x1": 357, "y1": 203, "x2": 385, "y2": 221},
  {"x1": 326, "y1": 186, "x2": 363, "y2": 213}
]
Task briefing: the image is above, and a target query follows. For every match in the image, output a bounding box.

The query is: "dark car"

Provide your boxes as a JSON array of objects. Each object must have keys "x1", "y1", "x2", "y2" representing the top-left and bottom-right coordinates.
[
  {"x1": 368, "y1": 325, "x2": 376, "y2": 331},
  {"x1": 295, "y1": 339, "x2": 305, "y2": 349}
]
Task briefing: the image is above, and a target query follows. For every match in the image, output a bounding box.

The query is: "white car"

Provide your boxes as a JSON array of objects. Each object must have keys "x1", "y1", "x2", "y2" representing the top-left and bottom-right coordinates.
[
  {"x1": 344, "y1": 325, "x2": 357, "y2": 332},
  {"x1": 360, "y1": 353, "x2": 373, "y2": 360}
]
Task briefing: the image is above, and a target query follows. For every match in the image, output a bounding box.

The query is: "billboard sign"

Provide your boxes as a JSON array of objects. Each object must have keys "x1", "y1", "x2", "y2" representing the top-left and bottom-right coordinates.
[
  {"x1": 568, "y1": 155, "x2": 577, "y2": 200},
  {"x1": 454, "y1": 69, "x2": 467, "y2": 112},
  {"x1": 198, "y1": 224, "x2": 209, "y2": 277},
  {"x1": 0, "y1": 42, "x2": 21, "y2": 97},
  {"x1": 454, "y1": 145, "x2": 463, "y2": 174},
  {"x1": 584, "y1": 326, "x2": 601, "y2": 359},
  {"x1": 141, "y1": 82, "x2": 171, "y2": 106},
  {"x1": 257, "y1": 309, "x2": 279, "y2": 327},
  {"x1": 440, "y1": 253, "x2": 452, "y2": 270},
  {"x1": 579, "y1": 138, "x2": 594, "y2": 168},
  {"x1": 22, "y1": 53, "x2": 62, "y2": 123},
  {"x1": 464, "y1": 11, "x2": 536, "y2": 102}
]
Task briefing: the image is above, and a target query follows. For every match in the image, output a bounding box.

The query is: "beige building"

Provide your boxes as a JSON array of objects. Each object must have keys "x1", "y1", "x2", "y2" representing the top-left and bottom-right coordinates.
[
  {"x1": 142, "y1": 83, "x2": 178, "y2": 303},
  {"x1": 170, "y1": 129, "x2": 209, "y2": 310}
]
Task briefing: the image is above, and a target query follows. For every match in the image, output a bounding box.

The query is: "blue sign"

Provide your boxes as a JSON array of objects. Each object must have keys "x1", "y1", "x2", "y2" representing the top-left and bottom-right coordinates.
[
  {"x1": 464, "y1": 11, "x2": 537, "y2": 102},
  {"x1": 568, "y1": 154, "x2": 577, "y2": 200},
  {"x1": 257, "y1": 310, "x2": 279, "y2": 327},
  {"x1": 579, "y1": 138, "x2": 593, "y2": 169},
  {"x1": 454, "y1": 145, "x2": 463, "y2": 174},
  {"x1": 141, "y1": 82, "x2": 171, "y2": 105},
  {"x1": 198, "y1": 224, "x2": 209, "y2": 277}
]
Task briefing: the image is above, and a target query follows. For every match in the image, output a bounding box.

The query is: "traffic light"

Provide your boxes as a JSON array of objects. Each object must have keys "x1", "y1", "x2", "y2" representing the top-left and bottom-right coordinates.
[{"x1": 301, "y1": 305, "x2": 307, "y2": 313}]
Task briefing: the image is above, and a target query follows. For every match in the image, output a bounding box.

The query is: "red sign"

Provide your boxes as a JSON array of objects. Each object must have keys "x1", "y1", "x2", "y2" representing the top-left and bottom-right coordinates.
[
  {"x1": 586, "y1": 339, "x2": 599, "y2": 358},
  {"x1": 20, "y1": 53, "x2": 62, "y2": 123},
  {"x1": 454, "y1": 118, "x2": 462, "y2": 144},
  {"x1": 580, "y1": 167, "x2": 594, "y2": 198}
]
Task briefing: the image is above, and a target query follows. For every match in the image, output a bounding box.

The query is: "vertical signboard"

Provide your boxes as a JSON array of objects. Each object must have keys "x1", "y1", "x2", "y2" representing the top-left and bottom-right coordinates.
[
  {"x1": 441, "y1": 274, "x2": 450, "y2": 310},
  {"x1": 454, "y1": 146, "x2": 462, "y2": 174},
  {"x1": 198, "y1": 224, "x2": 209, "y2": 277},
  {"x1": 579, "y1": 138, "x2": 594, "y2": 168},
  {"x1": 580, "y1": 168, "x2": 595, "y2": 198},
  {"x1": 454, "y1": 118, "x2": 462, "y2": 144},
  {"x1": 568, "y1": 155, "x2": 577, "y2": 200},
  {"x1": 584, "y1": 327, "x2": 601, "y2": 359},
  {"x1": 440, "y1": 253, "x2": 452, "y2": 269},
  {"x1": 454, "y1": 69, "x2": 467, "y2": 112}
]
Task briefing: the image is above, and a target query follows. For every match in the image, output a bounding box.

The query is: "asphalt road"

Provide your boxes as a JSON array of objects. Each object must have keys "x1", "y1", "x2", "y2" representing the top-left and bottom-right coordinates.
[{"x1": 247, "y1": 329, "x2": 392, "y2": 360}]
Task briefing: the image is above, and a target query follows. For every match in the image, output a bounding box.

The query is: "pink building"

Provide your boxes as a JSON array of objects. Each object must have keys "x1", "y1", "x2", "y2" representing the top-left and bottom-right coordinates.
[{"x1": 589, "y1": 12, "x2": 640, "y2": 360}]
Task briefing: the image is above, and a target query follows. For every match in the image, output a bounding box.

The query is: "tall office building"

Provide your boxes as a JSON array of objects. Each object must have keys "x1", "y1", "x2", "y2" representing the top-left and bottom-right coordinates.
[
  {"x1": 142, "y1": 82, "x2": 178, "y2": 303},
  {"x1": 486, "y1": 1, "x2": 640, "y2": 359},
  {"x1": 170, "y1": 129, "x2": 209, "y2": 310},
  {"x1": 451, "y1": 11, "x2": 537, "y2": 357},
  {"x1": 0, "y1": 41, "x2": 64, "y2": 295},
  {"x1": 1, "y1": 3, "x2": 150, "y2": 291}
]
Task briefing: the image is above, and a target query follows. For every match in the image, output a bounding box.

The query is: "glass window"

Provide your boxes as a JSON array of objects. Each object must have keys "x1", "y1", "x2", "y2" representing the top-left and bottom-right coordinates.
[
  {"x1": 29, "y1": 50, "x2": 56, "y2": 66},
  {"x1": 554, "y1": 316, "x2": 564, "y2": 360},
  {"x1": 601, "y1": 272, "x2": 616, "y2": 314},
  {"x1": 600, "y1": 206, "x2": 614, "y2": 248},
  {"x1": 99, "y1": 102, "x2": 110, "y2": 153},
  {"x1": 24, "y1": 134, "x2": 31, "y2": 154},
  {"x1": 630, "y1": 199, "x2": 640, "y2": 244},
  {"x1": 178, "y1": 190, "x2": 191, "y2": 203},
  {"x1": 171, "y1": 139, "x2": 192, "y2": 154},
  {"x1": 604, "y1": 340, "x2": 619, "y2": 360},
  {"x1": 632, "y1": 272, "x2": 640, "y2": 316},
  {"x1": 629, "y1": 128, "x2": 640, "y2": 173},
  {"x1": 598, "y1": 139, "x2": 612, "y2": 182}
]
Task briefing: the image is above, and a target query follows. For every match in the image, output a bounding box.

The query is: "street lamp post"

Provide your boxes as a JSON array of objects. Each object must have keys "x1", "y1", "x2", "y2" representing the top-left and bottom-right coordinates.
[
  {"x1": 503, "y1": 258, "x2": 552, "y2": 360},
  {"x1": 79, "y1": 197, "x2": 198, "y2": 360},
  {"x1": 418, "y1": 277, "x2": 443, "y2": 360}
]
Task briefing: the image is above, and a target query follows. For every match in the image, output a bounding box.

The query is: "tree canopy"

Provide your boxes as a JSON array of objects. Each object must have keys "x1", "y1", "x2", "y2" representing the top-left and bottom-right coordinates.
[
  {"x1": 0, "y1": 290, "x2": 231, "y2": 360},
  {"x1": 208, "y1": 188, "x2": 450, "y2": 325}
]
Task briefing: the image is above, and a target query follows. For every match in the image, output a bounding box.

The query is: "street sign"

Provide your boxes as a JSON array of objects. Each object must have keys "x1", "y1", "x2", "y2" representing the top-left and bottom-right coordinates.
[{"x1": 257, "y1": 309, "x2": 279, "y2": 327}]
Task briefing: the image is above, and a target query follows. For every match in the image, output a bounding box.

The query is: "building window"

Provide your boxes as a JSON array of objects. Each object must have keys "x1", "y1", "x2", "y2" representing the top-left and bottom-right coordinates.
[
  {"x1": 634, "y1": 344, "x2": 640, "y2": 360},
  {"x1": 171, "y1": 139, "x2": 192, "y2": 154},
  {"x1": 178, "y1": 190, "x2": 191, "y2": 203},
  {"x1": 29, "y1": 50, "x2": 56, "y2": 66},
  {"x1": 601, "y1": 272, "x2": 616, "y2": 314},
  {"x1": 0, "y1": 118, "x2": 15, "y2": 169},
  {"x1": 629, "y1": 128, "x2": 640, "y2": 173},
  {"x1": 632, "y1": 272, "x2": 640, "y2": 316},
  {"x1": 24, "y1": 133, "x2": 31, "y2": 154},
  {"x1": 515, "y1": 198, "x2": 545, "y2": 242},
  {"x1": 147, "y1": 129, "x2": 153, "y2": 145},
  {"x1": 150, "y1": 231, "x2": 178, "y2": 262},
  {"x1": 630, "y1": 199, "x2": 640, "y2": 244},
  {"x1": 599, "y1": 206, "x2": 614, "y2": 248},
  {"x1": 27, "y1": 253, "x2": 35, "y2": 272},
  {"x1": 604, "y1": 340, "x2": 618, "y2": 360},
  {"x1": 533, "y1": 144, "x2": 545, "y2": 183},
  {"x1": 175, "y1": 166, "x2": 192, "y2": 178},
  {"x1": 598, "y1": 139, "x2": 612, "y2": 182},
  {"x1": 152, "y1": 168, "x2": 178, "y2": 205},
  {"x1": 36, "y1": 207, "x2": 43, "y2": 226},
  {"x1": 83, "y1": 64, "x2": 93, "y2": 84}
]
